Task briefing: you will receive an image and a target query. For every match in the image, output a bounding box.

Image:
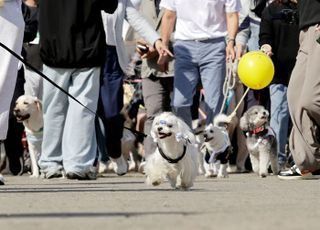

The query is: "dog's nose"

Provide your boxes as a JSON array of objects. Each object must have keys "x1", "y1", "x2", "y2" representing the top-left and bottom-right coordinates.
[
  {"x1": 263, "y1": 111, "x2": 267, "y2": 115},
  {"x1": 13, "y1": 108, "x2": 19, "y2": 113},
  {"x1": 157, "y1": 127, "x2": 163, "y2": 132},
  {"x1": 203, "y1": 134, "x2": 207, "y2": 138}
]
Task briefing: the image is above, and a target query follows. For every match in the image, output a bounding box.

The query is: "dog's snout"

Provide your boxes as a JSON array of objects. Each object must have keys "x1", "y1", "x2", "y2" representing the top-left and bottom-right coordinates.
[
  {"x1": 13, "y1": 108, "x2": 19, "y2": 113},
  {"x1": 157, "y1": 127, "x2": 163, "y2": 132}
]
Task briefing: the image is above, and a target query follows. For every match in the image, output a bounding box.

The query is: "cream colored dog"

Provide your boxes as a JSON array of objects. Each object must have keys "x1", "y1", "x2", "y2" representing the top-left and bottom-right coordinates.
[
  {"x1": 13, "y1": 95, "x2": 43, "y2": 177},
  {"x1": 145, "y1": 112, "x2": 198, "y2": 190}
]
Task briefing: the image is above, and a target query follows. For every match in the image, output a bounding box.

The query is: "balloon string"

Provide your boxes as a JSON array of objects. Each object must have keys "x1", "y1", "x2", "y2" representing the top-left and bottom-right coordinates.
[{"x1": 230, "y1": 87, "x2": 250, "y2": 117}]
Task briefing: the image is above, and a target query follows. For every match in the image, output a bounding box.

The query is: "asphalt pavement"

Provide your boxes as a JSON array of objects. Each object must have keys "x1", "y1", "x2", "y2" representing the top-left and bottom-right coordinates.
[{"x1": 0, "y1": 172, "x2": 319, "y2": 230}]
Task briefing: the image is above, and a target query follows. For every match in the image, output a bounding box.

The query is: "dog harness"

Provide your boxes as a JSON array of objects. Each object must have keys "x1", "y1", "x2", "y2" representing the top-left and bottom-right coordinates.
[
  {"x1": 246, "y1": 126, "x2": 276, "y2": 149},
  {"x1": 157, "y1": 144, "x2": 187, "y2": 164}
]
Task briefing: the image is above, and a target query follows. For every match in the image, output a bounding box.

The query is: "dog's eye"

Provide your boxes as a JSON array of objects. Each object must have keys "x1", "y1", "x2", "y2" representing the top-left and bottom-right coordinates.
[
  {"x1": 167, "y1": 124, "x2": 173, "y2": 128},
  {"x1": 210, "y1": 130, "x2": 214, "y2": 133},
  {"x1": 23, "y1": 102, "x2": 29, "y2": 105},
  {"x1": 254, "y1": 111, "x2": 258, "y2": 114}
]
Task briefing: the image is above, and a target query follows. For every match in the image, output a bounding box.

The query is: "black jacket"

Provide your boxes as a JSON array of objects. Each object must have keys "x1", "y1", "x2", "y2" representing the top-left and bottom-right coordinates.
[
  {"x1": 259, "y1": 1, "x2": 299, "y2": 85},
  {"x1": 298, "y1": 0, "x2": 320, "y2": 30},
  {"x1": 39, "y1": 0, "x2": 118, "y2": 68}
]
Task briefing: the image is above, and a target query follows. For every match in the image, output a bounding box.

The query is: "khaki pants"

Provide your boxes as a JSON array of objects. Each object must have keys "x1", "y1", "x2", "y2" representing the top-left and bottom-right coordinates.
[{"x1": 287, "y1": 25, "x2": 320, "y2": 173}]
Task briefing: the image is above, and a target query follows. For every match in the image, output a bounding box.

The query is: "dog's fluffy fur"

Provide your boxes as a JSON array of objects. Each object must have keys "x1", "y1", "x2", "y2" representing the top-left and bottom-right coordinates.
[
  {"x1": 13, "y1": 95, "x2": 43, "y2": 177},
  {"x1": 240, "y1": 105, "x2": 278, "y2": 177},
  {"x1": 145, "y1": 112, "x2": 198, "y2": 190}
]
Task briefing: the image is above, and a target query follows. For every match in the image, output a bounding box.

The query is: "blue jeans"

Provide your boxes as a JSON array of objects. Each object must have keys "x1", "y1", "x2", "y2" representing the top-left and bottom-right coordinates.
[
  {"x1": 97, "y1": 45, "x2": 124, "y2": 160},
  {"x1": 39, "y1": 65, "x2": 100, "y2": 175},
  {"x1": 269, "y1": 84, "x2": 289, "y2": 166},
  {"x1": 172, "y1": 38, "x2": 226, "y2": 127}
]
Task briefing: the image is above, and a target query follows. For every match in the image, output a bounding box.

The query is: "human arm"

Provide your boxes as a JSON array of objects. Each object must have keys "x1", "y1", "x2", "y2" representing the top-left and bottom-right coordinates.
[
  {"x1": 157, "y1": 9, "x2": 176, "y2": 66},
  {"x1": 226, "y1": 11, "x2": 239, "y2": 60},
  {"x1": 259, "y1": 7, "x2": 273, "y2": 56},
  {"x1": 125, "y1": 1, "x2": 173, "y2": 63}
]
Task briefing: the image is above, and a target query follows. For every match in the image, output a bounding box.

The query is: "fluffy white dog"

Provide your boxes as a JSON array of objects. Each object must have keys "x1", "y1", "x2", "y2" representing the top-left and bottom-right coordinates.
[
  {"x1": 13, "y1": 95, "x2": 43, "y2": 177},
  {"x1": 145, "y1": 112, "x2": 198, "y2": 190},
  {"x1": 200, "y1": 120, "x2": 232, "y2": 178},
  {"x1": 240, "y1": 105, "x2": 278, "y2": 177}
]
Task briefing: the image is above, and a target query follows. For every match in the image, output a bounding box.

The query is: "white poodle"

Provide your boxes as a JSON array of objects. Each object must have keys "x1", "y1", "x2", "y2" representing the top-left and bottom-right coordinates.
[{"x1": 145, "y1": 112, "x2": 198, "y2": 190}]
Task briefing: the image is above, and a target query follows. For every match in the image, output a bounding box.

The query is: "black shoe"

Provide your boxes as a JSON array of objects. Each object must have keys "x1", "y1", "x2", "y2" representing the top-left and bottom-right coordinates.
[
  {"x1": 278, "y1": 165, "x2": 320, "y2": 180},
  {"x1": 66, "y1": 171, "x2": 96, "y2": 180},
  {"x1": 0, "y1": 175, "x2": 4, "y2": 185}
]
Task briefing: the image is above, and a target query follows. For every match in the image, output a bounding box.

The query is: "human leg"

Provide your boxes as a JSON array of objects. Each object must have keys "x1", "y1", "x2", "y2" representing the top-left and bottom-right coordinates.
[
  {"x1": 98, "y1": 46, "x2": 127, "y2": 175},
  {"x1": 38, "y1": 65, "x2": 70, "y2": 177},
  {"x1": 62, "y1": 67, "x2": 100, "y2": 176},
  {"x1": 269, "y1": 84, "x2": 289, "y2": 169},
  {"x1": 24, "y1": 67, "x2": 43, "y2": 99},
  {"x1": 142, "y1": 75, "x2": 173, "y2": 157},
  {"x1": 287, "y1": 26, "x2": 320, "y2": 173},
  {"x1": 172, "y1": 40, "x2": 200, "y2": 127},
  {"x1": 198, "y1": 38, "x2": 226, "y2": 123}
]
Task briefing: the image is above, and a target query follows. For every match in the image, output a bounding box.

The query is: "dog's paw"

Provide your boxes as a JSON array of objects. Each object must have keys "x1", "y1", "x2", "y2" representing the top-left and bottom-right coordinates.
[
  {"x1": 29, "y1": 174, "x2": 40, "y2": 178},
  {"x1": 151, "y1": 180, "x2": 162, "y2": 186},
  {"x1": 146, "y1": 176, "x2": 162, "y2": 186},
  {"x1": 259, "y1": 173, "x2": 267, "y2": 178},
  {"x1": 217, "y1": 172, "x2": 229, "y2": 178}
]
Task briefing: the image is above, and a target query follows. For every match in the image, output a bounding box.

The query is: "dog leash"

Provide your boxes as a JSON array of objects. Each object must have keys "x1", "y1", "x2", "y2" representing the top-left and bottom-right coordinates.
[{"x1": 0, "y1": 41, "x2": 147, "y2": 139}]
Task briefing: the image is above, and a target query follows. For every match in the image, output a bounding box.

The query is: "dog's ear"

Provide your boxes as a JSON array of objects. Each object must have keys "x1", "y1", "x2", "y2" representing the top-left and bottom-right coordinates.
[
  {"x1": 150, "y1": 115, "x2": 159, "y2": 143},
  {"x1": 239, "y1": 112, "x2": 250, "y2": 131},
  {"x1": 34, "y1": 97, "x2": 42, "y2": 112},
  {"x1": 176, "y1": 117, "x2": 196, "y2": 145}
]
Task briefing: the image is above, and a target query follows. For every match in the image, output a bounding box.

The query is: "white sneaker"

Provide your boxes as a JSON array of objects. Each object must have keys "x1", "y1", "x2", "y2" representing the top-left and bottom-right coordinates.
[{"x1": 111, "y1": 156, "x2": 128, "y2": 176}]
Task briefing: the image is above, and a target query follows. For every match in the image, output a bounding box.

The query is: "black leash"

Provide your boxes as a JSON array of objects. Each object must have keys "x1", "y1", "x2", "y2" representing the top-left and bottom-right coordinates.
[{"x1": 0, "y1": 41, "x2": 147, "y2": 138}]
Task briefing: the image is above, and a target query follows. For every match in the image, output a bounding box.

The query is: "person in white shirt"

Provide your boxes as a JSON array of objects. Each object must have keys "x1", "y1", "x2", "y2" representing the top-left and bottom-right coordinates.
[
  {"x1": 0, "y1": 0, "x2": 25, "y2": 185},
  {"x1": 159, "y1": 0, "x2": 241, "y2": 127}
]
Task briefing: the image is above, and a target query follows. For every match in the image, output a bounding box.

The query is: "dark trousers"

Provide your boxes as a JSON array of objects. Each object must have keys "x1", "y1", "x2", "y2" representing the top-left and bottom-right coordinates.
[
  {"x1": 4, "y1": 67, "x2": 25, "y2": 175},
  {"x1": 97, "y1": 45, "x2": 124, "y2": 160}
]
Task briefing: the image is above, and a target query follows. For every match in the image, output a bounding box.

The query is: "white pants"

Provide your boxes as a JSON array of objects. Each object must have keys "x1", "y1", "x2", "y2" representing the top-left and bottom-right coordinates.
[{"x1": 0, "y1": 0, "x2": 24, "y2": 139}]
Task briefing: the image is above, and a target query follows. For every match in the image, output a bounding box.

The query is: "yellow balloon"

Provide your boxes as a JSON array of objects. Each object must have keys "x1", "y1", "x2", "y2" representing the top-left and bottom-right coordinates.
[{"x1": 237, "y1": 51, "x2": 274, "y2": 90}]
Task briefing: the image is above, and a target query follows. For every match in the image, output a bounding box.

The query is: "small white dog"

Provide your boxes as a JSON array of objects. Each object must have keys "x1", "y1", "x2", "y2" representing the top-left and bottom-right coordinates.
[
  {"x1": 145, "y1": 112, "x2": 198, "y2": 190},
  {"x1": 240, "y1": 105, "x2": 278, "y2": 177},
  {"x1": 13, "y1": 95, "x2": 43, "y2": 177},
  {"x1": 200, "y1": 118, "x2": 232, "y2": 178}
]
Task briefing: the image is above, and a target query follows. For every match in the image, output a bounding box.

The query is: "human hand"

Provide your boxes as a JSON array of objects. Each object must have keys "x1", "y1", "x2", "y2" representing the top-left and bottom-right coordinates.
[
  {"x1": 154, "y1": 39, "x2": 174, "y2": 72},
  {"x1": 226, "y1": 40, "x2": 236, "y2": 61},
  {"x1": 235, "y1": 44, "x2": 245, "y2": 60},
  {"x1": 136, "y1": 40, "x2": 158, "y2": 59},
  {"x1": 260, "y1": 44, "x2": 273, "y2": 57}
]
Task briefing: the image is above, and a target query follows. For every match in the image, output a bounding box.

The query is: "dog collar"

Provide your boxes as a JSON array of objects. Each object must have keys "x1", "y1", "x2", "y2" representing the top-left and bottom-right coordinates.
[
  {"x1": 247, "y1": 126, "x2": 268, "y2": 137},
  {"x1": 157, "y1": 144, "x2": 187, "y2": 164}
]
